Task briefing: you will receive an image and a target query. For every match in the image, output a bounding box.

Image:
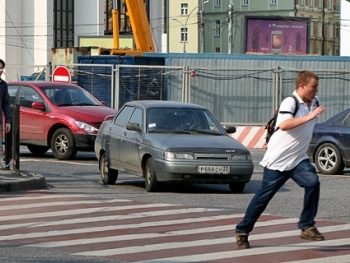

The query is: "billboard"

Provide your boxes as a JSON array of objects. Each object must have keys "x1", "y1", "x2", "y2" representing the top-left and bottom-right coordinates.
[{"x1": 245, "y1": 17, "x2": 309, "y2": 55}]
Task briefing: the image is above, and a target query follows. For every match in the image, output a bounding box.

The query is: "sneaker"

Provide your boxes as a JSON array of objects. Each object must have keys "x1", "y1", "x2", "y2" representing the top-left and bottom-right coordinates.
[
  {"x1": 300, "y1": 226, "x2": 325, "y2": 241},
  {"x1": 236, "y1": 232, "x2": 250, "y2": 249}
]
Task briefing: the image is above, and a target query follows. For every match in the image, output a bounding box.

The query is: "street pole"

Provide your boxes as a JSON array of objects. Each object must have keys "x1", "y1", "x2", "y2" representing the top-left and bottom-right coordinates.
[
  {"x1": 200, "y1": 0, "x2": 209, "y2": 53},
  {"x1": 228, "y1": 0, "x2": 234, "y2": 54},
  {"x1": 200, "y1": 3, "x2": 204, "y2": 53}
]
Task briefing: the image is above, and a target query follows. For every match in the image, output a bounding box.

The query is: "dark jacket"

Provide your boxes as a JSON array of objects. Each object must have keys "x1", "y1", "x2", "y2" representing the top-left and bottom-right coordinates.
[{"x1": 0, "y1": 78, "x2": 12, "y2": 124}]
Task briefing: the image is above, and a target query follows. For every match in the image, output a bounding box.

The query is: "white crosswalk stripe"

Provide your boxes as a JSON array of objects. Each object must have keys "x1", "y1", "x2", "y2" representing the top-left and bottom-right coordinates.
[{"x1": 1, "y1": 193, "x2": 349, "y2": 263}]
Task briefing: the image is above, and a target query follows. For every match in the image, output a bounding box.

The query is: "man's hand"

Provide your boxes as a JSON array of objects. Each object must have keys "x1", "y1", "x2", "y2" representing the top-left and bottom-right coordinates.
[
  {"x1": 310, "y1": 105, "x2": 325, "y2": 120},
  {"x1": 5, "y1": 123, "x2": 11, "y2": 133}
]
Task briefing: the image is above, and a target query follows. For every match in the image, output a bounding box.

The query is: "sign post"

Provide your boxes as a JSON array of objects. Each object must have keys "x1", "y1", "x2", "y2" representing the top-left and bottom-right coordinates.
[{"x1": 52, "y1": 66, "x2": 71, "y2": 83}]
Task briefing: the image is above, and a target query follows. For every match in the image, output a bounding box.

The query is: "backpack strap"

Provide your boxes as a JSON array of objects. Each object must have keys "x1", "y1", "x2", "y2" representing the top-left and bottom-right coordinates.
[
  {"x1": 315, "y1": 98, "x2": 320, "y2": 107},
  {"x1": 291, "y1": 94, "x2": 300, "y2": 116},
  {"x1": 278, "y1": 95, "x2": 300, "y2": 116}
]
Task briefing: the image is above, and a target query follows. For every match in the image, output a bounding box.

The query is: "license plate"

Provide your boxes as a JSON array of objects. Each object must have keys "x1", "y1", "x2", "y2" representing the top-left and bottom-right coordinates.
[{"x1": 198, "y1": 165, "x2": 230, "y2": 174}]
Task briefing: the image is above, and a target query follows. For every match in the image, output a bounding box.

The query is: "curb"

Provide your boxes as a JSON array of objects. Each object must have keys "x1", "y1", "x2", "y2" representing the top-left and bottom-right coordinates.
[{"x1": 0, "y1": 171, "x2": 46, "y2": 193}]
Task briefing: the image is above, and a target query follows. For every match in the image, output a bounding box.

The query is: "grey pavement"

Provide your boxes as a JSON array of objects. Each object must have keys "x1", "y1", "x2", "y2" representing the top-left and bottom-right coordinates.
[
  {"x1": 0, "y1": 148, "x2": 263, "y2": 193},
  {"x1": 0, "y1": 168, "x2": 46, "y2": 193}
]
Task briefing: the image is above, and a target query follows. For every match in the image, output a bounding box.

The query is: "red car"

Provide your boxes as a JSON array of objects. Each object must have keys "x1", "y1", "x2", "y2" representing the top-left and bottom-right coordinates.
[{"x1": 7, "y1": 81, "x2": 117, "y2": 160}]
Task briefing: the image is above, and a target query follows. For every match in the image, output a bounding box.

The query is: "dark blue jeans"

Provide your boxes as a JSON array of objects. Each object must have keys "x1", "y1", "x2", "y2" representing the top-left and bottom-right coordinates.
[{"x1": 235, "y1": 159, "x2": 320, "y2": 233}]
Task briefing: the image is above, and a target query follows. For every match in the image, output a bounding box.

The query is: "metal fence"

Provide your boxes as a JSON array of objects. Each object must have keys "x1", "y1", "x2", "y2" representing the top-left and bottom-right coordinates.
[
  {"x1": 113, "y1": 65, "x2": 350, "y2": 125},
  {"x1": 5, "y1": 63, "x2": 350, "y2": 126}
]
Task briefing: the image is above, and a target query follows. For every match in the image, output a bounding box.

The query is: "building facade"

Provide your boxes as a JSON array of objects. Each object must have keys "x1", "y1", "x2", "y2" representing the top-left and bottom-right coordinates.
[
  {"x1": 168, "y1": 0, "x2": 341, "y2": 55},
  {"x1": 0, "y1": 0, "x2": 165, "y2": 80}
]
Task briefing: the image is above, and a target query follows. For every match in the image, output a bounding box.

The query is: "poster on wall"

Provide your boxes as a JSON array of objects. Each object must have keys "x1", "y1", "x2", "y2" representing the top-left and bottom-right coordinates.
[{"x1": 246, "y1": 17, "x2": 309, "y2": 55}]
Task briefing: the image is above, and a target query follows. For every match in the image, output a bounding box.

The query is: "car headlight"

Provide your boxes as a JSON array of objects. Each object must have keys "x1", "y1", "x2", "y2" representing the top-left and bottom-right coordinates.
[
  {"x1": 75, "y1": 121, "x2": 99, "y2": 133},
  {"x1": 164, "y1": 151, "x2": 194, "y2": 160},
  {"x1": 231, "y1": 153, "x2": 252, "y2": 161}
]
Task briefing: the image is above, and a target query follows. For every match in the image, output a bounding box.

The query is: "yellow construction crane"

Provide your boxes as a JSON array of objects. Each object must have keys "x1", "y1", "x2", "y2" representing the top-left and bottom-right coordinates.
[{"x1": 99, "y1": 0, "x2": 155, "y2": 56}]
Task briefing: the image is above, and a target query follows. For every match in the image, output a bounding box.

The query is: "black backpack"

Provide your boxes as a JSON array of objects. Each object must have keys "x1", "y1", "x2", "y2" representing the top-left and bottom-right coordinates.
[{"x1": 265, "y1": 95, "x2": 299, "y2": 144}]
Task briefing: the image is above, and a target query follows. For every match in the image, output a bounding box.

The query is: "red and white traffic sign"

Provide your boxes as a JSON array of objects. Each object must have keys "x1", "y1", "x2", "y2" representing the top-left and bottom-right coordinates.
[{"x1": 52, "y1": 66, "x2": 71, "y2": 83}]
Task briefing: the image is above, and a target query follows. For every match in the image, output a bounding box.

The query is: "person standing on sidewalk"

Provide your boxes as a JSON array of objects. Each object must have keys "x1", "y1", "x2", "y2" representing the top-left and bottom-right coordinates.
[
  {"x1": 235, "y1": 70, "x2": 326, "y2": 249},
  {"x1": 0, "y1": 59, "x2": 12, "y2": 158}
]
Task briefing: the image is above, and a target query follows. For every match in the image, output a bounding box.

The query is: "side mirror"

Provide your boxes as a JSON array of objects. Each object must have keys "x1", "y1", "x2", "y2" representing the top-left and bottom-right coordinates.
[
  {"x1": 223, "y1": 125, "x2": 236, "y2": 134},
  {"x1": 126, "y1": 123, "x2": 142, "y2": 132},
  {"x1": 104, "y1": 114, "x2": 115, "y2": 121},
  {"x1": 31, "y1": 101, "x2": 45, "y2": 111}
]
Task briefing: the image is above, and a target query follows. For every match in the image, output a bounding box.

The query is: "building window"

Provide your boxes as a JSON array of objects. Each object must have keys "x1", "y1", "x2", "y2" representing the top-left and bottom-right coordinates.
[
  {"x1": 53, "y1": 0, "x2": 74, "y2": 48},
  {"x1": 310, "y1": 21, "x2": 314, "y2": 37},
  {"x1": 327, "y1": 0, "x2": 332, "y2": 9},
  {"x1": 316, "y1": 0, "x2": 322, "y2": 7},
  {"x1": 335, "y1": 23, "x2": 340, "y2": 38},
  {"x1": 328, "y1": 24, "x2": 333, "y2": 38},
  {"x1": 242, "y1": 0, "x2": 249, "y2": 5},
  {"x1": 181, "y1": 3, "x2": 188, "y2": 15},
  {"x1": 214, "y1": 20, "x2": 221, "y2": 36},
  {"x1": 299, "y1": 0, "x2": 305, "y2": 5},
  {"x1": 214, "y1": 0, "x2": 222, "y2": 6},
  {"x1": 181, "y1": 27, "x2": 188, "y2": 42},
  {"x1": 271, "y1": 0, "x2": 277, "y2": 4},
  {"x1": 215, "y1": 47, "x2": 220, "y2": 53},
  {"x1": 308, "y1": 0, "x2": 313, "y2": 7}
]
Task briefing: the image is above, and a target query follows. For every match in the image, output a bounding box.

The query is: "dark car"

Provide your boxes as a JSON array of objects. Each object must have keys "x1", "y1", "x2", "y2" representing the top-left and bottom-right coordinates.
[
  {"x1": 7, "y1": 81, "x2": 117, "y2": 160},
  {"x1": 307, "y1": 108, "x2": 350, "y2": 175},
  {"x1": 94, "y1": 100, "x2": 254, "y2": 193}
]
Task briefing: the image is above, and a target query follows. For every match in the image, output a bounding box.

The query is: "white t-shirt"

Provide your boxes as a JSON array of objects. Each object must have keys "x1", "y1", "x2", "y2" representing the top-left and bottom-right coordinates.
[{"x1": 260, "y1": 92, "x2": 319, "y2": 171}]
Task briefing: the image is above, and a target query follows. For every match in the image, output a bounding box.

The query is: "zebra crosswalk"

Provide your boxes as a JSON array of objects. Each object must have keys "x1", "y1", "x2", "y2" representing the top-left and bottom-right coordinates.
[{"x1": 1, "y1": 192, "x2": 350, "y2": 262}]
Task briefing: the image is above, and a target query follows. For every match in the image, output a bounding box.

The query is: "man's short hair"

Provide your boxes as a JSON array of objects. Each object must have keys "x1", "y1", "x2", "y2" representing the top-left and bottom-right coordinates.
[
  {"x1": 296, "y1": 70, "x2": 318, "y2": 87},
  {"x1": 0, "y1": 59, "x2": 5, "y2": 68}
]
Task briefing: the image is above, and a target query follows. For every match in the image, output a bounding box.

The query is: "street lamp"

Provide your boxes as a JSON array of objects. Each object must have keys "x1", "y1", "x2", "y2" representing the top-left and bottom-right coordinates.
[
  {"x1": 172, "y1": 0, "x2": 209, "y2": 53},
  {"x1": 171, "y1": 17, "x2": 187, "y2": 53},
  {"x1": 199, "y1": 0, "x2": 210, "y2": 53}
]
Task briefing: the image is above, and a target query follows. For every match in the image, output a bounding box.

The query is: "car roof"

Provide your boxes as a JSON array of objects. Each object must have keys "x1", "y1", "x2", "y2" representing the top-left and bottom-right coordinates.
[
  {"x1": 124, "y1": 100, "x2": 206, "y2": 110},
  {"x1": 324, "y1": 108, "x2": 350, "y2": 125},
  {"x1": 8, "y1": 81, "x2": 80, "y2": 88}
]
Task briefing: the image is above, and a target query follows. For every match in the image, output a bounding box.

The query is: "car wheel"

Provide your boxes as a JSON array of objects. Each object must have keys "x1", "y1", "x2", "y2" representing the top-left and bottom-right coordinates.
[
  {"x1": 99, "y1": 152, "x2": 118, "y2": 184},
  {"x1": 51, "y1": 128, "x2": 77, "y2": 160},
  {"x1": 315, "y1": 143, "x2": 345, "y2": 175},
  {"x1": 229, "y1": 182, "x2": 246, "y2": 193},
  {"x1": 27, "y1": 145, "x2": 49, "y2": 156},
  {"x1": 144, "y1": 157, "x2": 159, "y2": 192}
]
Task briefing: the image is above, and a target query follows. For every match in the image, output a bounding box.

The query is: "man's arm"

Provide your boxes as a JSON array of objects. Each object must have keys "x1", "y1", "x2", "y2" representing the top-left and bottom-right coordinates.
[{"x1": 279, "y1": 105, "x2": 325, "y2": 131}]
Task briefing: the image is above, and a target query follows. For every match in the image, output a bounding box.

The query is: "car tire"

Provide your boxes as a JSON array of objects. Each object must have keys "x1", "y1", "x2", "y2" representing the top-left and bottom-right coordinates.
[
  {"x1": 144, "y1": 157, "x2": 159, "y2": 192},
  {"x1": 51, "y1": 128, "x2": 78, "y2": 160},
  {"x1": 27, "y1": 145, "x2": 49, "y2": 156},
  {"x1": 229, "y1": 182, "x2": 245, "y2": 193},
  {"x1": 315, "y1": 143, "x2": 345, "y2": 175},
  {"x1": 99, "y1": 152, "x2": 118, "y2": 184}
]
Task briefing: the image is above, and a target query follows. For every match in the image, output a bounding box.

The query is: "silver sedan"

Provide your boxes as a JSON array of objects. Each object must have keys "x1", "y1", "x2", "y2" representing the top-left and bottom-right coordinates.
[{"x1": 95, "y1": 101, "x2": 254, "y2": 193}]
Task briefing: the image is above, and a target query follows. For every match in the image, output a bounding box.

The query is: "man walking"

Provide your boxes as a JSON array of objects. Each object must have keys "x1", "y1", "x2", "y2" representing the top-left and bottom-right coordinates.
[
  {"x1": 0, "y1": 59, "x2": 12, "y2": 159},
  {"x1": 235, "y1": 70, "x2": 325, "y2": 249}
]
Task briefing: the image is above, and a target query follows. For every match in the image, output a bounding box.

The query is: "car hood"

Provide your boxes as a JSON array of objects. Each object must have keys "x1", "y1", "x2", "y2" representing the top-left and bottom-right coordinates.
[
  {"x1": 57, "y1": 106, "x2": 116, "y2": 122},
  {"x1": 144, "y1": 134, "x2": 249, "y2": 152}
]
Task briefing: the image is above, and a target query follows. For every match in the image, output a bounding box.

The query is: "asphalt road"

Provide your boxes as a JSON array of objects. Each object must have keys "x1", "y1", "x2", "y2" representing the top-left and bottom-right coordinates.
[
  {"x1": 17, "y1": 147, "x2": 350, "y2": 224},
  {"x1": 1, "y1": 147, "x2": 350, "y2": 263}
]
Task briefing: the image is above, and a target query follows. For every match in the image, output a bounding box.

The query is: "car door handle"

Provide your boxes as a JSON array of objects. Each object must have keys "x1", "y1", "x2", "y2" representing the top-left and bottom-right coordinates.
[
  {"x1": 123, "y1": 132, "x2": 127, "y2": 136},
  {"x1": 108, "y1": 127, "x2": 112, "y2": 132}
]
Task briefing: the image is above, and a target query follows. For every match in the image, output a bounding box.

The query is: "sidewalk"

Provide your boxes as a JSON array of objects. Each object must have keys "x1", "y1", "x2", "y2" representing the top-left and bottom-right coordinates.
[{"x1": 0, "y1": 169, "x2": 46, "y2": 193}]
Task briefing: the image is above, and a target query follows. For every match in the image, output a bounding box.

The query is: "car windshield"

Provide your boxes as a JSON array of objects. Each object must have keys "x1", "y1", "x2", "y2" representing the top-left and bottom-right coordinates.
[
  {"x1": 147, "y1": 108, "x2": 224, "y2": 134},
  {"x1": 44, "y1": 86, "x2": 101, "y2": 106}
]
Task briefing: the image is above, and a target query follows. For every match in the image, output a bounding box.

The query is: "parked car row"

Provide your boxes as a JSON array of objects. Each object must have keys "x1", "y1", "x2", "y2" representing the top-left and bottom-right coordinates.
[{"x1": 7, "y1": 81, "x2": 349, "y2": 193}]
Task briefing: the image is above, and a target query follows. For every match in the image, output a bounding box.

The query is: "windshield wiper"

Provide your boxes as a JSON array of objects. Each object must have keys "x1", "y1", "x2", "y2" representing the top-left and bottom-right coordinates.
[
  {"x1": 149, "y1": 129, "x2": 191, "y2": 134},
  {"x1": 187, "y1": 129, "x2": 222, "y2": 135},
  {"x1": 74, "y1": 103, "x2": 99, "y2": 106}
]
